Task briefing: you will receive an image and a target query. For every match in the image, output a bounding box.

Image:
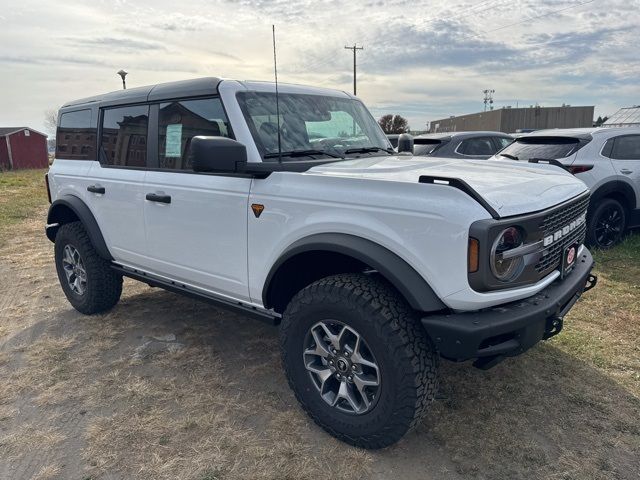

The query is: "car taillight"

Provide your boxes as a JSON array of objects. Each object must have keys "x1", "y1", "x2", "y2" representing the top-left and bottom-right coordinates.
[
  {"x1": 567, "y1": 165, "x2": 593, "y2": 175},
  {"x1": 45, "y1": 173, "x2": 52, "y2": 203}
]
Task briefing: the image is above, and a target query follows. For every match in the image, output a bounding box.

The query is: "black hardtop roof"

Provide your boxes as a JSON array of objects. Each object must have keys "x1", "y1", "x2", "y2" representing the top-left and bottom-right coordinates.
[{"x1": 61, "y1": 77, "x2": 222, "y2": 110}]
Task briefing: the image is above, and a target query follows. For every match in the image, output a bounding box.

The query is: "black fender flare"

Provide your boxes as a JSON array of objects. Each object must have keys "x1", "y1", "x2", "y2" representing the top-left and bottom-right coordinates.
[
  {"x1": 46, "y1": 195, "x2": 112, "y2": 260},
  {"x1": 589, "y1": 180, "x2": 636, "y2": 212},
  {"x1": 263, "y1": 233, "x2": 447, "y2": 313}
]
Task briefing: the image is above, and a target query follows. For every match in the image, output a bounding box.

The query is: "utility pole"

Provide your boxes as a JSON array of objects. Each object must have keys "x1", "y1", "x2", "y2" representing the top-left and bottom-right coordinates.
[
  {"x1": 483, "y1": 89, "x2": 495, "y2": 111},
  {"x1": 344, "y1": 44, "x2": 363, "y2": 96}
]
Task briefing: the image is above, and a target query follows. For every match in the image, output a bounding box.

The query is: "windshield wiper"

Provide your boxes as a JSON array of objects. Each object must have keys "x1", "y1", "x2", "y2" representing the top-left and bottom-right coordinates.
[
  {"x1": 344, "y1": 147, "x2": 394, "y2": 155},
  {"x1": 264, "y1": 149, "x2": 344, "y2": 159},
  {"x1": 498, "y1": 153, "x2": 519, "y2": 160}
]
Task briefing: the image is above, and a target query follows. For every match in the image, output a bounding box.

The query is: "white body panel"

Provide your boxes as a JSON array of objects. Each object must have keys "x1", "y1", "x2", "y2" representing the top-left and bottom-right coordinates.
[
  {"x1": 86, "y1": 162, "x2": 148, "y2": 267},
  {"x1": 143, "y1": 171, "x2": 252, "y2": 301}
]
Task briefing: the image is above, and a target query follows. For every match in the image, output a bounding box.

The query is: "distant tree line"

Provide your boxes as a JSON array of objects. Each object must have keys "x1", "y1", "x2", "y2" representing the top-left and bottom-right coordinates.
[{"x1": 378, "y1": 114, "x2": 409, "y2": 134}]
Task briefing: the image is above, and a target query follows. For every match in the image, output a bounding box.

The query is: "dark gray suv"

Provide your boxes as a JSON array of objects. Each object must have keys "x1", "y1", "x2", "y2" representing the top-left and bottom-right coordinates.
[{"x1": 414, "y1": 131, "x2": 513, "y2": 159}]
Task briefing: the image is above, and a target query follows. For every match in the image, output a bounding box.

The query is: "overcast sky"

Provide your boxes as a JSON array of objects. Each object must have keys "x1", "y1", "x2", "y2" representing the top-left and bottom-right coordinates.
[{"x1": 1, "y1": 0, "x2": 638, "y2": 134}]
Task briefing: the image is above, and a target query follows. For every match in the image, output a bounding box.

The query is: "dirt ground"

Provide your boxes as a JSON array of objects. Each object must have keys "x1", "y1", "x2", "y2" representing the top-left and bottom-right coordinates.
[{"x1": 1, "y1": 205, "x2": 639, "y2": 479}]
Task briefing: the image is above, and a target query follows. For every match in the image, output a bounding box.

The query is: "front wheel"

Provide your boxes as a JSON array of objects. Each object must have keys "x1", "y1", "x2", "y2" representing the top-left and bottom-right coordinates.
[
  {"x1": 586, "y1": 198, "x2": 626, "y2": 249},
  {"x1": 280, "y1": 273, "x2": 438, "y2": 449}
]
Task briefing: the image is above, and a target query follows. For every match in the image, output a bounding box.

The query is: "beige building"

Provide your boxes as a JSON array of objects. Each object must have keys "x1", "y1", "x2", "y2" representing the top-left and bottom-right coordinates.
[{"x1": 429, "y1": 105, "x2": 595, "y2": 133}]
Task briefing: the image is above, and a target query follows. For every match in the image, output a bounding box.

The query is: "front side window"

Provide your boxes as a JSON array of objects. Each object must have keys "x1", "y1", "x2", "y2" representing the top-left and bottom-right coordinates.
[
  {"x1": 57, "y1": 109, "x2": 96, "y2": 160},
  {"x1": 158, "y1": 98, "x2": 232, "y2": 170},
  {"x1": 100, "y1": 105, "x2": 149, "y2": 167},
  {"x1": 237, "y1": 91, "x2": 390, "y2": 160},
  {"x1": 611, "y1": 135, "x2": 640, "y2": 160},
  {"x1": 497, "y1": 136, "x2": 589, "y2": 161}
]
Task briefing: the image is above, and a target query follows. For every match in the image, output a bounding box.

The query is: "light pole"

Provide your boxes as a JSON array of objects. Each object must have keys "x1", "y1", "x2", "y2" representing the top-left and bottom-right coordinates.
[{"x1": 117, "y1": 70, "x2": 128, "y2": 90}]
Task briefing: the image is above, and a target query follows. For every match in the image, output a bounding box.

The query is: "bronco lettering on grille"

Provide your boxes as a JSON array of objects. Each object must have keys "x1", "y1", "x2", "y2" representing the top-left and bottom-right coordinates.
[{"x1": 543, "y1": 212, "x2": 587, "y2": 247}]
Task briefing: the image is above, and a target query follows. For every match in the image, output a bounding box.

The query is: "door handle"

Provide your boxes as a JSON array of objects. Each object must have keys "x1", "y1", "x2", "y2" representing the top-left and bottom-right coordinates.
[
  {"x1": 620, "y1": 169, "x2": 632, "y2": 175},
  {"x1": 146, "y1": 192, "x2": 172, "y2": 204},
  {"x1": 87, "y1": 185, "x2": 105, "y2": 194}
]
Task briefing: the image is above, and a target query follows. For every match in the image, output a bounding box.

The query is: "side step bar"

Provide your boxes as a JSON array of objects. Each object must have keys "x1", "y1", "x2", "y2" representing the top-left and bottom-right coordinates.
[{"x1": 111, "y1": 264, "x2": 280, "y2": 325}]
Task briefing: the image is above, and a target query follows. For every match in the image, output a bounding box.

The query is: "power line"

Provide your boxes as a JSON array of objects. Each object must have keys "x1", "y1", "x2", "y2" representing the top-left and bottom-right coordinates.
[
  {"x1": 344, "y1": 44, "x2": 364, "y2": 96},
  {"x1": 476, "y1": 0, "x2": 597, "y2": 36}
]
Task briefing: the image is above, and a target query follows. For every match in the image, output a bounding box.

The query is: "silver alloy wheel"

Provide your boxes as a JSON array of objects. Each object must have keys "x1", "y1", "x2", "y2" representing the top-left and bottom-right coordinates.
[
  {"x1": 62, "y1": 244, "x2": 87, "y2": 295},
  {"x1": 303, "y1": 320, "x2": 380, "y2": 415}
]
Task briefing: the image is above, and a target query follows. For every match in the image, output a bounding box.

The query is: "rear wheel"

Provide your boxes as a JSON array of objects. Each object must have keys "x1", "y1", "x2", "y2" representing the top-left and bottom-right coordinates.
[
  {"x1": 54, "y1": 222, "x2": 122, "y2": 314},
  {"x1": 586, "y1": 198, "x2": 626, "y2": 249},
  {"x1": 280, "y1": 273, "x2": 438, "y2": 449}
]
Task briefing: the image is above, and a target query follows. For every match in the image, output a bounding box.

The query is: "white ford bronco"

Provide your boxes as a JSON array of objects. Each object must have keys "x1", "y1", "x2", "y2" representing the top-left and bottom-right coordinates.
[{"x1": 46, "y1": 77, "x2": 597, "y2": 448}]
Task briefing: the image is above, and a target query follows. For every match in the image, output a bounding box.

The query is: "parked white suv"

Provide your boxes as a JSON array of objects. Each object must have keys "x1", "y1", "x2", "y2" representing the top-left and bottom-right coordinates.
[
  {"x1": 493, "y1": 127, "x2": 640, "y2": 248},
  {"x1": 46, "y1": 78, "x2": 597, "y2": 448}
]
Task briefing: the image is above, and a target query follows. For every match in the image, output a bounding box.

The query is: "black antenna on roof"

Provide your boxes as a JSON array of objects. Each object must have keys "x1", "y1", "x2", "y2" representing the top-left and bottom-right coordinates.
[{"x1": 272, "y1": 24, "x2": 282, "y2": 164}]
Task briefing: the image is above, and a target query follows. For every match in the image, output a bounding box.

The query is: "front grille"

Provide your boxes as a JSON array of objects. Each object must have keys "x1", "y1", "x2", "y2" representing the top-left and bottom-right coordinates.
[{"x1": 535, "y1": 195, "x2": 589, "y2": 275}]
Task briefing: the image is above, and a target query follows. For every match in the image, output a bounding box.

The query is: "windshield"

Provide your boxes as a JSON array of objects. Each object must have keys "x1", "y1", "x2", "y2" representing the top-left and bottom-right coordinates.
[
  {"x1": 497, "y1": 136, "x2": 588, "y2": 161},
  {"x1": 237, "y1": 91, "x2": 391, "y2": 160}
]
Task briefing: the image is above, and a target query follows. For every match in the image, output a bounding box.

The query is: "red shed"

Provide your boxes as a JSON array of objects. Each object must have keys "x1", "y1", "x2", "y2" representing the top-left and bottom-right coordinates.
[{"x1": 0, "y1": 127, "x2": 48, "y2": 170}]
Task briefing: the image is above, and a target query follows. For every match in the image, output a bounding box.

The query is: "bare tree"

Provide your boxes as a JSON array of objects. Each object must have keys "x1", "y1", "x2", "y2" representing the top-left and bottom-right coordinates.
[
  {"x1": 378, "y1": 114, "x2": 410, "y2": 134},
  {"x1": 43, "y1": 108, "x2": 59, "y2": 136}
]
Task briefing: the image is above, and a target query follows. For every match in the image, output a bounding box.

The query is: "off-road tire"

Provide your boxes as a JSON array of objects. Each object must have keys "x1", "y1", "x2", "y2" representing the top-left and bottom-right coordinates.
[
  {"x1": 54, "y1": 221, "x2": 122, "y2": 314},
  {"x1": 586, "y1": 198, "x2": 626, "y2": 249},
  {"x1": 280, "y1": 273, "x2": 438, "y2": 449}
]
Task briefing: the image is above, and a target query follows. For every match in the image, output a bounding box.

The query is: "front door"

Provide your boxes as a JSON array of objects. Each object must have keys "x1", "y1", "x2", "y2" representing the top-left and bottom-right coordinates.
[{"x1": 142, "y1": 97, "x2": 252, "y2": 301}]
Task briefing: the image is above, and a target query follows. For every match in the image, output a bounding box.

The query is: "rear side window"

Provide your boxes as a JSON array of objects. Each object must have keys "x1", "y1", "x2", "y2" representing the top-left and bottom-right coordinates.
[
  {"x1": 497, "y1": 136, "x2": 589, "y2": 161},
  {"x1": 158, "y1": 98, "x2": 231, "y2": 170},
  {"x1": 100, "y1": 105, "x2": 149, "y2": 167},
  {"x1": 457, "y1": 137, "x2": 496, "y2": 156},
  {"x1": 494, "y1": 137, "x2": 513, "y2": 150},
  {"x1": 56, "y1": 109, "x2": 96, "y2": 160},
  {"x1": 611, "y1": 135, "x2": 640, "y2": 160},
  {"x1": 414, "y1": 139, "x2": 444, "y2": 156}
]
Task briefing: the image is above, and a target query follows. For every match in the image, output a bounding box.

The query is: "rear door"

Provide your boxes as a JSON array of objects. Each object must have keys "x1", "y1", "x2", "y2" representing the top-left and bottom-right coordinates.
[
  {"x1": 86, "y1": 105, "x2": 149, "y2": 267},
  {"x1": 142, "y1": 97, "x2": 252, "y2": 301},
  {"x1": 609, "y1": 134, "x2": 640, "y2": 210}
]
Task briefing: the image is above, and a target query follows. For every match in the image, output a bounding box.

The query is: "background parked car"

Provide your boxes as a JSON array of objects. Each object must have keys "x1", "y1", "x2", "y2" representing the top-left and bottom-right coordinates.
[
  {"x1": 492, "y1": 127, "x2": 640, "y2": 248},
  {"x1": 413, "y1": 131, "x2": 513, "y2": 159}
]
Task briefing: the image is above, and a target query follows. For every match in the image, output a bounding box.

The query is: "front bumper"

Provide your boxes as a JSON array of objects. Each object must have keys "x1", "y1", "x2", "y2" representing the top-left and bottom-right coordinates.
[{"x1": 421, "y1": 248, "x2": 596, "y2": 368}]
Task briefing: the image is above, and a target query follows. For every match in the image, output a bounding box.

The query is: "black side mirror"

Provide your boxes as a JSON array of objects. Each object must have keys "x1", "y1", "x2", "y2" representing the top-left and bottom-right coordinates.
[
  {"x1": 190, "y1": 136, "x2": 247, "y2": 173},
  {"x1": 397, "y1": 133, "x2": 414, "y2": 154}
]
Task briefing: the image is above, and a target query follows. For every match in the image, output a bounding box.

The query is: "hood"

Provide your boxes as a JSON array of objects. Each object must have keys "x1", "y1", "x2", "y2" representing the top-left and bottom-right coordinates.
[{"x1": 308, "y1": 156, "x2": 588, "y2": 218}]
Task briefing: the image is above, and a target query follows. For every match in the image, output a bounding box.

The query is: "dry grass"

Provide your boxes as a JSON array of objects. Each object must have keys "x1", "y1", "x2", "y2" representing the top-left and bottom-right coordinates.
[
  {"x1": 0, "y1": 168, "x2": 48, "y2": 246},
  {"x1": 554, "y1": 233, "x2": 640, "y2": 394},
  {"x1": 32, "y1": 464, "x2": 63, "y2": 480}
]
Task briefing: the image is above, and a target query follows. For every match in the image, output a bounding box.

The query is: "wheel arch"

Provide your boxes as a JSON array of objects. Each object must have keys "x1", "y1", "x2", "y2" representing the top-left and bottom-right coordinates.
[
  {"x1": 589, "y1": 181, "x2": 636, "y2": 215},
  {"x1": 46, "y1": 195, "x2": 112, "y2": 260},
  {"x1": 262, "y1": 233, "x2": 446, "y2": 314}
]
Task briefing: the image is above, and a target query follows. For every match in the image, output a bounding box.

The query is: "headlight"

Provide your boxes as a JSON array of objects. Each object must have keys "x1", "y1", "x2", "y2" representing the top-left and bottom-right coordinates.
[{"x1": 491, "y1": 226, "x2": 524, "y2": 281}]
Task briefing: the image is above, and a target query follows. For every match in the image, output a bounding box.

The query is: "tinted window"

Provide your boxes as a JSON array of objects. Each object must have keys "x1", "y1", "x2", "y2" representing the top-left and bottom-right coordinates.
[
  {"x1": 497, "y1": 136, "x2": 588, "y2": 161},
  {"x1": 458, "y1": 137, "x2": 496, "y2": 156},
  {"x1": 414, "y1": 139, "x2": 444, "y2": 156},
  {"x1": 601, "y1": 138, "x2": 614, "y2": 157},
  {"x1": 494, "y1": 137, "x2": 513, "y2": 150},
  {"x1": 56, "y1": 109, "x2": 96, "y2": 160},
  {"x1": 611, "y1": 135, "x2": 640, "y2": 160},
  {"x1": 101, "y1": 105, "x2": 149, "y2": 167},
  {"x1": 158, "y1": 98, "x2": 232, "y2": 170}
]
